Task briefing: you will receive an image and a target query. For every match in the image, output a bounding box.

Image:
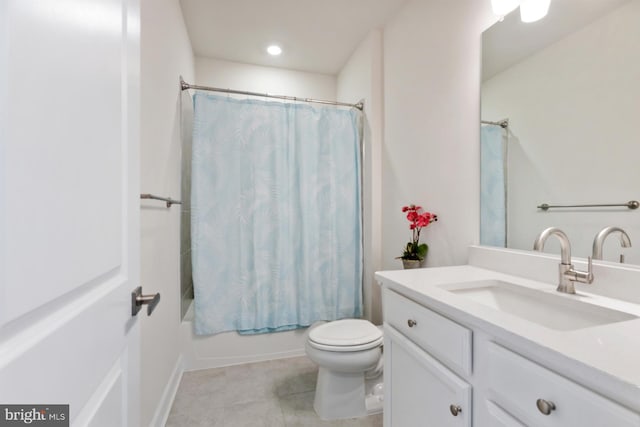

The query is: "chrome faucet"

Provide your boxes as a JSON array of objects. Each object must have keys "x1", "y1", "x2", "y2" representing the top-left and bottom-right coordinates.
[
  {"x1": 533, "y1": 227, "x2": 593, "y2": 294},
  {"x1": 592, "y1": 226, "x2": 631, "y2": 263}
]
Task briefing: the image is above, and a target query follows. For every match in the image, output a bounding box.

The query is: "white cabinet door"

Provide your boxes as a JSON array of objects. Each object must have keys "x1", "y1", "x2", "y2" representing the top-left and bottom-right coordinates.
[
  {"x1": 384, "y1": 325, "x2": 471, "y2": 427},
  {"x1": 0, "y1": 0, "x2": 141, "y2": 425}
]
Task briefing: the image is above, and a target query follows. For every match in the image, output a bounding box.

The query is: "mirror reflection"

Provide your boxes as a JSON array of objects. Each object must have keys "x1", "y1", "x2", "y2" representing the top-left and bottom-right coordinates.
[{"x1": 480, "y1": 0, "x2": 640, "y2": 265}]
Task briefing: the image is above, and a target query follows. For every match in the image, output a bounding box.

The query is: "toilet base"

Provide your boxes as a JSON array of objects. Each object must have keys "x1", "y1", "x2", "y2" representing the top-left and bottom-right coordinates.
[
  {"x1": 313, "y1": 369, "x2": 383, "y2": 420},
  {"x1": 364, "y1": 377, "x2": 384, "y2": 416},
  {"x1": 313, "y1": 367, "x2": 366, "y2": 420},
  {"x1": 365, "y1": 393, "x2": 383, "y2": 416}
]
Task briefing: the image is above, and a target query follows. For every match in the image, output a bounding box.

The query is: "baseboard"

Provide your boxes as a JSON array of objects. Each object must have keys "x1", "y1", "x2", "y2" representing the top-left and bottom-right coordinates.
[{"x1": 150, "y1": 354, "x2": 184, "y2": 427}]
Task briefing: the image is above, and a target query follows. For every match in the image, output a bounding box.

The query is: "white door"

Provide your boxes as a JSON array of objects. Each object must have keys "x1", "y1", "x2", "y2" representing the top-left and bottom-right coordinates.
[{"x1": 0, "y1": 0, "x2": 141, "y2": 425}]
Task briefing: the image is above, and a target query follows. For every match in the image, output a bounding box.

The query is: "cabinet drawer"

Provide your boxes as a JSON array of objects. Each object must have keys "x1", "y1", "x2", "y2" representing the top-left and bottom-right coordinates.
[
  {"x1": 383, "y1": 288, "x2": 472, "y2": 376},
  {"x1": 487, "y1": 342, "x2": 640, "y2": 427},
  {"x1": 485, "y1": 400, "x2": 526, "y2": 427}
]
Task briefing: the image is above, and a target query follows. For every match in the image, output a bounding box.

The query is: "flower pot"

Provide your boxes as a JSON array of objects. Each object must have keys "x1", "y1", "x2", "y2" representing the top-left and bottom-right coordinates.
[{"x1": 401, "y1": 258, "x2": 426, "y2": 269}]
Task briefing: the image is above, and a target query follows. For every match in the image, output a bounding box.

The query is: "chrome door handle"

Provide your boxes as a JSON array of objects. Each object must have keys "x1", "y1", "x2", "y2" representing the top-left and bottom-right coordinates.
[{"x1": 132, "y1": 286, "x2": 161, "y2": 316}]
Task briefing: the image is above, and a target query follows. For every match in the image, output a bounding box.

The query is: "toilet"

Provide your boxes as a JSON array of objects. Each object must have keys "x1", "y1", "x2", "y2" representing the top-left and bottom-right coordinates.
[{"x1": 305, "y1": 319, "x2": 384, "y2": 420}]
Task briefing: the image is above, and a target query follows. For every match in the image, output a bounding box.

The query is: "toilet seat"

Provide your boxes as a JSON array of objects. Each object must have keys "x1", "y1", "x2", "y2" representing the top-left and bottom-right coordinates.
[{"x1": 308, "y1": 319, "x2": 383, "y2": 352}]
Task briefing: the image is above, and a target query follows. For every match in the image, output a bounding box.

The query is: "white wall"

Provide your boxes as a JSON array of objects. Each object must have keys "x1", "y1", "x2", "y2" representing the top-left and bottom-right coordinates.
[
  {"x1": 337, "y1": 30, "x2": 384, "y2": 324},
  {"x1": 140, "y1": 0, "x2": 194, "y2": 424},
  {"x1": 182, "y1": 58, "x2": 337, "y2": 371},
  {"x1": 382, "y1": 0, "x2": 494, "y2": 270},
  {"x1": 482, "y1": 1, "x2": 640, "y2": 264},
  {"x1": 195, "y1": 57, "x2": 336, "y2": 100}
]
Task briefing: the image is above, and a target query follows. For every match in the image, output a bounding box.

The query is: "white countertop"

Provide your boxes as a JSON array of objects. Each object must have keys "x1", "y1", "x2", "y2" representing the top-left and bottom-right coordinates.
[{"x1": 375, "y1": 247, "x2": 640, "y2": 412}]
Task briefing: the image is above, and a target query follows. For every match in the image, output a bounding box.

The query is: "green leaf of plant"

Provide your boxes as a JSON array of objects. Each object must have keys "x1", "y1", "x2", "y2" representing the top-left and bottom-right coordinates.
[{"x1": 417, "y1": 243, "x2": 429, "y2": 258}]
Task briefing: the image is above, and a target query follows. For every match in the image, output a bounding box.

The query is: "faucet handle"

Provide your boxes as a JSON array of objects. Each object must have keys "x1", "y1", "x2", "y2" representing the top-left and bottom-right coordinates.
[
  {"x1": 578, "y1": 256, "x2": 594, "y2": 284},
  {"x1": 564, "y1": 256, "x2": 594, "y2": 285}
]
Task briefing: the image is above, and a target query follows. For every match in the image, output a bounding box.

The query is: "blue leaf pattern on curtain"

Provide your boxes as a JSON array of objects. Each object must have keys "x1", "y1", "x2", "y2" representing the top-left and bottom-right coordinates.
[
  {"x1": 191, "y1": 93, "x2": 363, "y2": 335},
  {"x1": 480, "y1": 125, "x2": 507, "y2": 247}
]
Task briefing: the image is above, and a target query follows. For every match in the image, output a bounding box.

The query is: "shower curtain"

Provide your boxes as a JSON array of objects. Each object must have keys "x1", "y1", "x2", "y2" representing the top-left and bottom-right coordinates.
[
  {"x1": 480, "y1": 125, "x2": 507, "y2": 247},
  {"x1": 191, "y1": 93, "x2": 363, "y2": 336}
]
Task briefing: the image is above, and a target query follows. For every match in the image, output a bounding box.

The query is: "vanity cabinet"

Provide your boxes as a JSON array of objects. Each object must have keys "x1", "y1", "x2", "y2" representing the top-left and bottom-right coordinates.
[
  {"x1": 383, "y1": 288, "x2": 472, "y2": 426},
  {"x1": 382, "y1": 287, "x2": 640, "y2": 427},
  {"x1": 385, "y1": 326, "x2": 471, "y2": 427}
]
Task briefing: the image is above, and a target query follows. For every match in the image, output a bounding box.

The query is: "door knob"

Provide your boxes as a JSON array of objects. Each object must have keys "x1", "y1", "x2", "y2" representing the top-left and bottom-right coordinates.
[{"x1": 131, "y1": 286, "x2": 161, "y2": 316}]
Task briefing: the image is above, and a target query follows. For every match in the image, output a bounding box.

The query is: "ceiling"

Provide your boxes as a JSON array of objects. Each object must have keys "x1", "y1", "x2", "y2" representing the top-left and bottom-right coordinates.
[
  {"x1": 482, "y1": 0, "x2": 631, "y2": 80},
  {"x1": 179, "y1": 0, "x2": 408, "y2": 75}
]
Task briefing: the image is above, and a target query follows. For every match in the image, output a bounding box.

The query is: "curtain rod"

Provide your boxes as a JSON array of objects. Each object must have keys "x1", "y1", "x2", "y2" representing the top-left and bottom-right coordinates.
[
  {"x1": 180, "y1": 78, "x2": 364, "y2": 111},
  {"x1": 481, "y1": 119, "x2": 509, "y2": 128}
]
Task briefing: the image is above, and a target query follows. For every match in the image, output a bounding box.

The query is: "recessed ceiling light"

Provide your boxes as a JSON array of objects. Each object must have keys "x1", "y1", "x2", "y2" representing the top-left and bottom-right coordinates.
[{"x1": 267, "y1": 45, "x2": 282, "y2": 56}]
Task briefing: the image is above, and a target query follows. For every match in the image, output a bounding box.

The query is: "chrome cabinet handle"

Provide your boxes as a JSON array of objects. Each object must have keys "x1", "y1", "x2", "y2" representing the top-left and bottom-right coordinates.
[
  {"x1": 536, "y1": 399, "x2": 556, "y2": 415},
  {"x1": 131, "y1": 286, "x2": 161, "y2": 316},
  {"x1": 407, "y1": 319, "x2": 417, "y2": 328},
  {"x1": 450, "y1": 404, "x2": 462, "y2": 416}
]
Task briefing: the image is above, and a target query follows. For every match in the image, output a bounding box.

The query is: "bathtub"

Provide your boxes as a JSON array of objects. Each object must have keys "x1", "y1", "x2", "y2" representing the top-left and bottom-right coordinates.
[{"x1": 181, "y1": 300, "x2": 309, "y2": 371}]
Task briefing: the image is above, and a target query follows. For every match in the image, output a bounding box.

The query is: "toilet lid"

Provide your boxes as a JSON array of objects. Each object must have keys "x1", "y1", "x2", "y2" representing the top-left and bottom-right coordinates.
[{"x1": 309, "y1": 319, "x2": 383, "y2": 348}]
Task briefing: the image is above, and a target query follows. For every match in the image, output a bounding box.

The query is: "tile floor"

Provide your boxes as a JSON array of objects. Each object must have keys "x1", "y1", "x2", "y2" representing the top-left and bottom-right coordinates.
[{"x1": 166, "y1": 356, "x2": 383, "y2": 427}]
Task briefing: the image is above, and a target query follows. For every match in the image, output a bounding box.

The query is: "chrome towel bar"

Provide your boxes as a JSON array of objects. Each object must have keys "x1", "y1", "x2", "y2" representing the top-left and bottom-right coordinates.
[
  {"x1": 140, "y1": 193, "x2": 182, "y2": 208},
  {"x1": 537, "y1": 200, "x2": 639, "y2": 211}
]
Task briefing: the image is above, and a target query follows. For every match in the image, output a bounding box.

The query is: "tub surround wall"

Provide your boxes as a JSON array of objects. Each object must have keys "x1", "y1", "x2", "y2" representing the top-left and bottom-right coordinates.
[
  {"x1": 140, "y1": 0, "x2": 194, "y2": 424},
  {"x1": 180, "y1": 89, "x2": 194, "y2": 319}
]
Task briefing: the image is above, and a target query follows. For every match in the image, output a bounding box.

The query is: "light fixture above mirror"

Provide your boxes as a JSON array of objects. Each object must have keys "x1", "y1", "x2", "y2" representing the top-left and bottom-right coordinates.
[
  {"x1": 491, "y1": 0, "x2": 520, "y2": 17},
  {"x1": 492, "y1": 0, "x2": 551, "y2": 22},
  {"x1": 520, "y1": 0, "x2": 551, "y2": 22}
]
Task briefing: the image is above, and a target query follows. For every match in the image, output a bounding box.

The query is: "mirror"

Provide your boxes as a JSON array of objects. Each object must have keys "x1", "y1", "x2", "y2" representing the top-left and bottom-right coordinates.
[{"x1": 480, "y1": 0, "x2": 640, "y2": 265}]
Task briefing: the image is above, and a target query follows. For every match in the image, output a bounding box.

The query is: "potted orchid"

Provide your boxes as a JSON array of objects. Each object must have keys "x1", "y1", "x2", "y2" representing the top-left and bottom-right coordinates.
[{"x1": 398, "y1": 204, "x2": 438, "y2": 269}]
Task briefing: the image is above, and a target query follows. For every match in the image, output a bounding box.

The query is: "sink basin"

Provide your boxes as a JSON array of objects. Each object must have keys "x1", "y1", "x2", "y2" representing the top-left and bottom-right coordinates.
[{"x1": 440, "y1": 280, "x2": 637, "y2": 331}]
